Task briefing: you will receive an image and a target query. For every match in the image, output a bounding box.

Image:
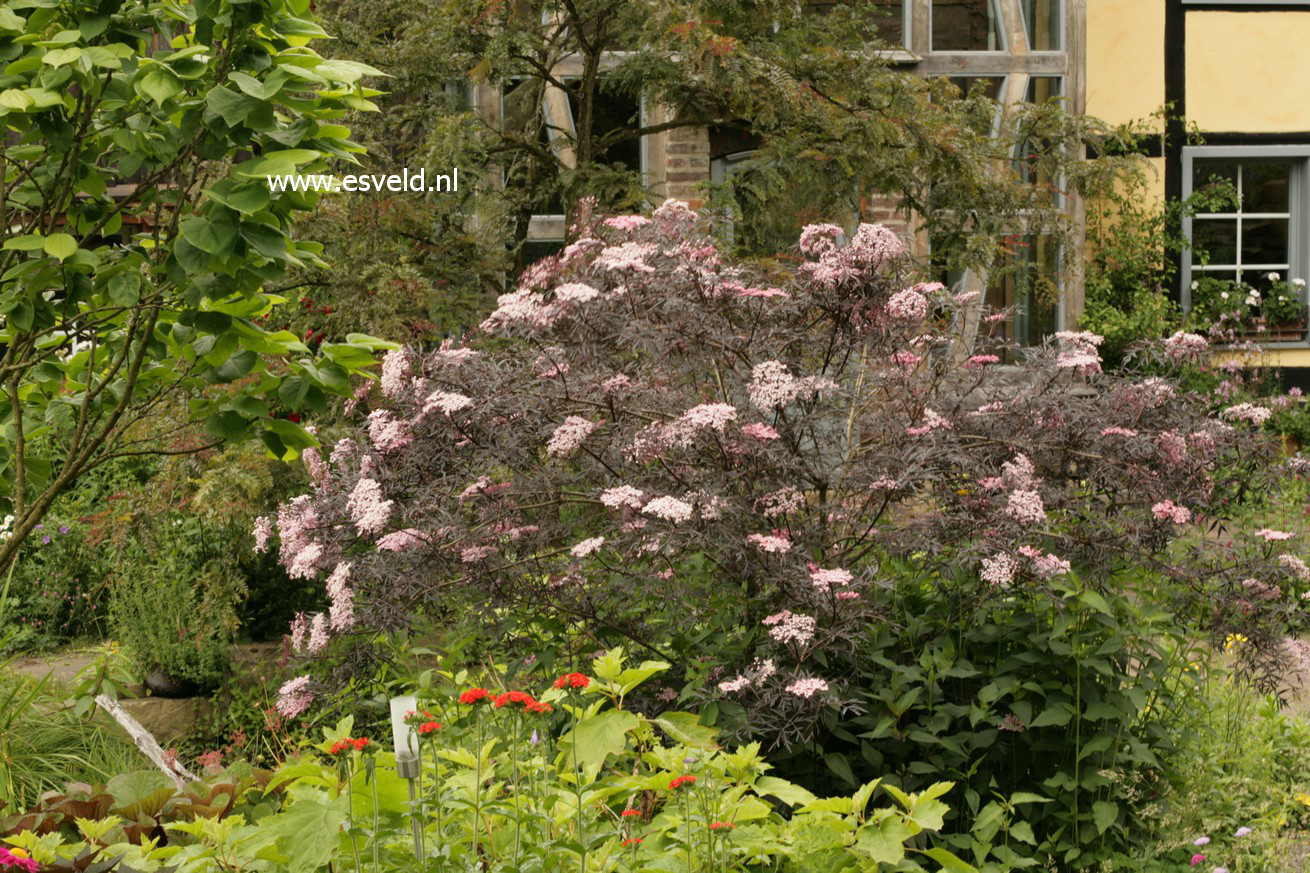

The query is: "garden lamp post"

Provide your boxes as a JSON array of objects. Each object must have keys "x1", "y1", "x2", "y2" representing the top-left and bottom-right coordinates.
[{"x1": 389, "y1": 695, "x2": 425, "y2": 860}]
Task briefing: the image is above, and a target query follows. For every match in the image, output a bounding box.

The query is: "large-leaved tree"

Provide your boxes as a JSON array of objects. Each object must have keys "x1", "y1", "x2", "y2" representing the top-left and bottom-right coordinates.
[{"x1": 0, "y1": 0, "x2": 392, "y2": 563}]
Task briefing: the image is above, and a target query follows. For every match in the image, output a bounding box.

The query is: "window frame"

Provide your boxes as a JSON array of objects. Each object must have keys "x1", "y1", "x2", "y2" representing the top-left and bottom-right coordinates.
[
  {"x1": 1181, "y1": 145, "x2": 1310, "y2": 346},
  {"x1": 1018, "y1": 0, "x2": 1063, "y2": 53}
]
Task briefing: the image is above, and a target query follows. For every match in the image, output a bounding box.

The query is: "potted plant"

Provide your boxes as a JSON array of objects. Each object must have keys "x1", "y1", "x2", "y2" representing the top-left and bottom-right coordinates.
[
  {"x1": 1259, "y1": 274, "x2": 1308, "y2": 342},
  {"x1": 1188, "y1": 276, "x2": 1249, "y2": 329},
  {"x1": 107, "y1": 515, "x2": 243, "y2": 697}
]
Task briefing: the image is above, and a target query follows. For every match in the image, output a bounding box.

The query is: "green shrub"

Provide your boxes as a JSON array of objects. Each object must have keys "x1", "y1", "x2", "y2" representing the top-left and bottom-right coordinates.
[{"x1": 108, "y1": 514, "x2": 242, "y2": 691}]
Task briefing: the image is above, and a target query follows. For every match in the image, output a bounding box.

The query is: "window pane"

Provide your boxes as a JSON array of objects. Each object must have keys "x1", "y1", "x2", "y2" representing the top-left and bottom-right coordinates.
[
  {"x1": 806, "y1": 0, "x2": 906, "y2": 46},
  {"x1": 1194, "y1": 161, "x2": 1238, "y2": 205},
  {"x1": 933, "y1": 0, "x2": 1001, "y2": 51},
  {"x1": 1242, "y1": 217, "x2": 1290, "y2": 267},
  {"x1": 1243, "y1": 162, "x2": 1290, "y2": 213},
  {"x1": 1026, "y1": 76, "x2": 1061, "y2": 104},
  {"x1": 574, "y1": 88, "x2": 642, "y2": 173},
  {"x1": 1021, "y1": 0, "x2": 1061, "y2": 51},
  {"x1": 1192, "y1": 219, "x2": 1238, "y2": 265}
]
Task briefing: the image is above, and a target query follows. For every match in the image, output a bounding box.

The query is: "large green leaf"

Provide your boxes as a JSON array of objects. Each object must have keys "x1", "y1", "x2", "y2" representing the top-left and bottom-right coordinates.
[
  {"x1": 261, "y1": 792, "x2": 347, "y2": 873},
  {"x1": 42, "y1": 233, "x2": 77, "y2": 260},
  {"x1": 652, "y1": 711, "x2": 719, "y2": 750},
  {"x1": 135, "y1": 66, "x2": 182, "y2": 104},
  {"x1": 561, "y1": 709, "x2": 638, "y2": 772}
]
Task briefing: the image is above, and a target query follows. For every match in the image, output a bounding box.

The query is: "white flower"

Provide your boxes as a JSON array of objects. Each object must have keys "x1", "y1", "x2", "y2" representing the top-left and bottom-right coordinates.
[
  {"x1": 1190, "y1": 281, "x2": 1199, "y2": 291},
  {"x1": 1246, "y1": 295, "x2": 1259, "y2": 307},
  {"x1": 1221, "y1": 291, "x2": 1230, "y2": 299},
  {"x1": 1294, "y1": 278, "x2": 1306, "y2": 289},
  {"x1": 1269, "y1": 272, "x2": 1281, "y2": 282}
]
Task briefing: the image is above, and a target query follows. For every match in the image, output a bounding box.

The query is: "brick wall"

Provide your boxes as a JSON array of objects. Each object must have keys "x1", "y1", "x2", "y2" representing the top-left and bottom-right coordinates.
[{"x1": 664, "y1": 126, "x2": 711, "y2": 205}]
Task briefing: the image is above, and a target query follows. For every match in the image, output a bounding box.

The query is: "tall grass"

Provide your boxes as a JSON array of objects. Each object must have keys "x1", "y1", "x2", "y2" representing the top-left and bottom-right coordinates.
[{"x1": 0, "y1": 557, "x2": 137, "y2": 810}]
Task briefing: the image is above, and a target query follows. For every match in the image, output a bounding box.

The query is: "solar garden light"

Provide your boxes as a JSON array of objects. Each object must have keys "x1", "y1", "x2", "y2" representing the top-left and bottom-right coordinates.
[{"x1": 389, "y1": 695, "x2": 425, "y2": 859}]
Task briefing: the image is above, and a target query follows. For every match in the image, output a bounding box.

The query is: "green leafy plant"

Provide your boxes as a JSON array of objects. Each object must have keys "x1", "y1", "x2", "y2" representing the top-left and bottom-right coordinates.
[{"x1": 4, "y1": 649, "x2": 969, "y2": 871}]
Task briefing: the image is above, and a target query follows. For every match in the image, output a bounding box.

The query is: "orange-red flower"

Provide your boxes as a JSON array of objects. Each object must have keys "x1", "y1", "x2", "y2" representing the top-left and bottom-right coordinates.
[
  {"x1": 621, "y1": 809, "x2": 642, "y2": 818},
  {"x1": 553, "y1": 672, "x2": 590, "y2": 690},
  {"x1": 328, "y1": 736, "x2": 371, "y2": 755},
  {"x1": 669, "y1": 775, "x2": 697, "y2": 790},
  {"x1": 710, "y1": 821, "x2": 735, "y2": 830},
  {"x1": 621, "y1": 837, "x2": 643, "y2": 847},
  {"x1": 459, "y1": 687, "x2": 491, "y2": 705},
  {"x1": 418, "y1": 720, "x2": 442, "y2": 735}
]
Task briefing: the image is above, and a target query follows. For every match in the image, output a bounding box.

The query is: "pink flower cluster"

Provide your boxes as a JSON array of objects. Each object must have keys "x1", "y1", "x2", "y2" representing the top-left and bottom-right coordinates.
[
  {"x1": 1221, "y1": 403, "x2": 1273, "y2": 426},
  {"x1": 981, "y1": 552, "x2": 1017, "y2": 585},
  {"x1": 1005, "y1": 490, "x2": 1047, "y2": 525},
  {"x1": 906, "y1": 408, "x2": 952, "y2": 436},
  {"x1": 1164, "y1": 330, "x2": 1208, "y2": 359},
  {"x1": 348, "y1": 477, "x2": 392, "y2": 536},
  {"x1": 380, "y1": 348, "x2": 413, "y2": 399},
  {"x1": 277, "y1": 676, "x2": 314, "y2": 718},
  {"x1": 747, "y1": 361, "x2": 835, "y2": 410},
  {"x1": 887, "y1": 288, "x2": 929, "y2": 321},
  {"x1": 786, "y1": 677, "x2": 829, "y2": 698},
  {"x1": 799, "y1": 222, "x2": 905, "y2": 288},
  {"x1": 810, "y1": 566, "x2": 854, "y2": 592},
  {"x1": 642, "y1": 495, "x2": 695, "y2": 523},
  {"x1": 571, "y1": 536, "x2": 606, "y2": 557},
  {"x1": 763, "y1": 610, "x2": 816, "y2": 645},
  {"x1": 798, "y1": 223, "x2": 843, "y2": 256},
  {"x1": 1279, "y1": 553, "x2": 1310, "y2": 581},
  {"x1": 1054, "y1": 330, "x2": 1104, "y2": 375},
  {"x1": 367, "y1": 409, "x2": 413, "y2": 452},
  {"x1": 600, "y1": 485, "x2": 646, "y2": 510},
  {"x1": 747, "y1": 531, "x2": 792, "y2": 553},
  {"x1": 326, "y1": 562, "x2": 354, "y2": 631},
  {"x1": 547, "y1": 416, "x2": 601, "y2": 458},
  {"x1": 756, "y1": 486, "x2": 805, "y2": 518},
  {"x1": 1151, "y1": 500, "x2": 1192, "y2": 524}
]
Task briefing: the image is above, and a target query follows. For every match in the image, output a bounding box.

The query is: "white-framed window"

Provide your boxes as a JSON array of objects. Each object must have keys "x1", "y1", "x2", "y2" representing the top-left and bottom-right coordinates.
[{"x1": 1181, "y1": 146, "x2": 1308, "y2": 319}]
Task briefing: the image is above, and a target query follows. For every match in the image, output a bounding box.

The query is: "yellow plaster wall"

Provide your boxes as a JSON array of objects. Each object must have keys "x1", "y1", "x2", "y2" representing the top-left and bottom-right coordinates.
[
  {"x1": 1086, "y1": 0, "x2": 1164, "y2": 129},
  {"x1": 1187, "y1": 12, "x2": 1310, "y2": 132}
]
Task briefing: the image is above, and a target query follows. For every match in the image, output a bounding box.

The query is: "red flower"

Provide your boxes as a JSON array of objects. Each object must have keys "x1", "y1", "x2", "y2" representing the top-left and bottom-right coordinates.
[
  {"x1": 493, "y1": 692, "x2": 512, "y2": 708},
  {"x1": 621, "y1": 809, "x2": 642, "y2": 818},
  {"x1": 526, "y1": 701, "x2": 553, "y2": 714},
  {"x1": 352, "y1": 737, "x2": 370, "y2": 751},
  {"x1": 418, "y1": 721, "x2": 442, "y2": 735},
  {"x1": 552, "y1": 672, "x2": 590, "y2": 690},
  {"x1": 669, "y1": 775, "x2": 697, "y2": 790},
  {"x1": 329, "y1": 738, "x2": 356, "y2": 756},
  {"x1": 710, "y1": 821, "x2": 735, "y2": 830},
  {"x1": 459, "y1": 687, "x2": 491, "y2": 705},
  {"x1": 621, "y1": 837, "x2": 643, "y2": 847}
]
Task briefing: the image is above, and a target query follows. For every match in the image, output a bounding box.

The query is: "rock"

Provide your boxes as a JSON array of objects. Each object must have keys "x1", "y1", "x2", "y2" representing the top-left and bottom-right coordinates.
[{"x1": 118, "y1": 697, "x2": 213, "y2": 741}]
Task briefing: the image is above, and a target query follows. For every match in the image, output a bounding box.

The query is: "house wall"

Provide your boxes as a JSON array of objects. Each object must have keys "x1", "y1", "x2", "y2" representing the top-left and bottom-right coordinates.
[
  {"x1": 1187, "y1": 12, "x2": 1310, "y2": 134},
  {"x1": 1085, "y1": 0, "x2": 1163, "y2": 130}
]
